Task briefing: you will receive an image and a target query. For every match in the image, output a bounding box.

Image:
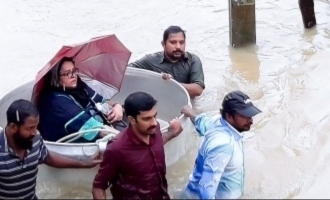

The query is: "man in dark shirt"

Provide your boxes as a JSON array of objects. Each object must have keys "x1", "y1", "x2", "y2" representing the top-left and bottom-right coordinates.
[
  {"x1": 0, "y1": 99, "x2": 101, "y2": 199},
  {"x1": 92, "y1": 92, "x2": 184, "y2": 199},
  {"x1": 128, "y1": 26, "x2": 205, "y2": 98}
]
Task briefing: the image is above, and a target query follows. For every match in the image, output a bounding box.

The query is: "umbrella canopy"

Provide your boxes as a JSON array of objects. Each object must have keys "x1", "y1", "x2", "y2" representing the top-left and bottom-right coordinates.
[{"x1": 32, "y1": 34, "x2": 131, "y2": 104}]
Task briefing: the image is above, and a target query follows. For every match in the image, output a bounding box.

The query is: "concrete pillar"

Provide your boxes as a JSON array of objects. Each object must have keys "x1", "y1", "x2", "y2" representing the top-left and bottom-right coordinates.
[
  {"x1": 299, "y1": 0, "x2": 316, "y2": 29},
  {"x1": 229, "y1": 0, "x2": 256, "y2": 47}
]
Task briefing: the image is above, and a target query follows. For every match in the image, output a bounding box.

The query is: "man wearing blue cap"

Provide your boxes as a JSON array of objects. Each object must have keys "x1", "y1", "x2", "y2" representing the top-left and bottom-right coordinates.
[{"x1": 180, "y1": 90, "x2": 261, "y2": 199}]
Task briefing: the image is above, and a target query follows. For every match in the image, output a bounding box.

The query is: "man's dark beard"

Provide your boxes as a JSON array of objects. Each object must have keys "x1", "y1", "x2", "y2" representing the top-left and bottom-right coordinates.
[
  {"x1": 165, "y1": 51, "x2": 183, "y2": 61},
  {"x1": 13, "y1": 132, "x2": 34, "y2": 150}
]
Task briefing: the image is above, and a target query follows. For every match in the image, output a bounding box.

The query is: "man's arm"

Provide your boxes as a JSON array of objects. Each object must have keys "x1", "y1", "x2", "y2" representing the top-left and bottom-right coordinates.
[
  {"x1": 104, "y1": 100, "x2": 121, "y2": 108},
  {"x1": 44, "y1": 151, "x2": 100, "y2": 168},
  {"x1": 182, "y1": 105, "x2": 214, "y2": 137},
  {"x1": 37, "y1": 136, "x2": 100, "y2": 168},
  {"x1": 181, "y1": 105, "x2": 198, "y2": 124},
  {"x1": 162, "y1": 132, "x2": 172, "y2": 145},
  {"x1": 198, "y1": 144, "x2": 233, "y2": 199},
  {"x1": 92, "y1": 145, "x2": 120, "y2": 200},
  {"x1": 128, "y1": 55, "x2": 154, "y2": 70},
  {"x1": 162, "y1": 119, "x2": 183, "y2": 145},
  {"x1": 181, "y1": 83, "x2": 204, "y2": 98},
  {"x1": 185, "y1": 55, "x2": 205, "y2": 98}
]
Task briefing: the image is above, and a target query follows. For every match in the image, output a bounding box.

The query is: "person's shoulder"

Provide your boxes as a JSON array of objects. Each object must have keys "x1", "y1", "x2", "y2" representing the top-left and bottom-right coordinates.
[
  {"x1": 48, "y1": 91, "x2": 77, "y2": 105},
  {"x1": 81, "y1": 80, "x2": 94, "y2": 91},
  {"x1": 155, "y1": 123, "x2": 163, "y2": 135},
  {"x1": 0, "y1": 130, "x2": 5, "y2": 153},
  {"x1": 32, "y1": 132, "x2": 47, "y2": 149},
  {"x1": 41, "y1": 90, "x2": 57, "y2": 100},
  {"x1": 196, "y1": 112, "x2": 213, "y2": 120},
  {"x1": 83, "y1": 82, "x2": 99, "y2": 97},
  {"x1": 185, "y1": 52, "x2": 202, "y2": 68},
  {"x1": 47, "y1": 91, "x2": 71, "y2": 101},
  {"x1": 186, "y1": 51, "x2": 201, "y2": 60},
  {"x1": 34, "y1": 132, "x2": 45, "y2": 142},
  {"x1": 205, "y1": 124, "x2": 233, "y2": 146},
  {"x1": 105, "y1": 130, "x2": 127, "y2": 151},
  {"x1": 142, "y1": 51, "x2": 163, "y2": 60},
  {"x1": 196, "y1": 113, "x2": 220, "y2": 126}
]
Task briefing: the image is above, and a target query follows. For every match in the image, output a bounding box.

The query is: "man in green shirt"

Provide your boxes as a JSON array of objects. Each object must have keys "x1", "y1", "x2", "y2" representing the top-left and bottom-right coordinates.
[{"x1": 128, "y1": 26, "x2": 205, "y2": 98}]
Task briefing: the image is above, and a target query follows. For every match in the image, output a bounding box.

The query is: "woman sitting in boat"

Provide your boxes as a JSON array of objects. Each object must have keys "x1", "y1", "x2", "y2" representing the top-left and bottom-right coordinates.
[{"x1": 37, "y1": 56, "x2": 124, "y2": 143}]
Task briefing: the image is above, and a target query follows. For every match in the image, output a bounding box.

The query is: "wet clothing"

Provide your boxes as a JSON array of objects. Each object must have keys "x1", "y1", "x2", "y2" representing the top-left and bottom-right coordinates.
[
  {"x1": 128, "y1": 51, "x2": 205, "y2": 89},
  {"x1": 38, "y1": 80, "x2": 108, "y2": 142},
  {"x1": 181, "y1": 113, "x2": 244, "y2": 199},
  {"x1": 93, "y1": 124, "x2": 170, "y2": 199},
  {"x1": 0, "y1": 130, "x2": 48, "y2": 199}
]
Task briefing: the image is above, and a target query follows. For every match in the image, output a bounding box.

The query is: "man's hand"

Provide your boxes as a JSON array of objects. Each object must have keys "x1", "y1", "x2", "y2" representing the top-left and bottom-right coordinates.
[
  {"x1": 81, "y1": 151, "x2": 102, "y2": 168},
  {"x1": 99, "y1": 125, "x2": 120, "y2": 138},
  {"x1": 107, "y1": 104, "x2": 123, "y2": 123},
  {"x1": 162, "y1": 118, "x2": 183, "y2": 145},
  {"x1": 161, "y1": 72, "x2": 172, "y2": 80},
  {"x1": 181, "y1": 105, "x2": 194, "y2": 116},
  {"x1": 98, "y1": 131, "x2": 109, "y2": 138},
  {"x1": 181, "y1": 105, "x2": 197, "y2": 124},
  {"x1": 168, "y1": 118, "x2": 183, "y2": 138}
]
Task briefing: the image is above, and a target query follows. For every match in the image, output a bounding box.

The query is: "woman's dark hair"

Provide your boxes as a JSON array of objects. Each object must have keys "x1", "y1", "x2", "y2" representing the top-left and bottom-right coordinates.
[
  {"x1": 50, "y1": 57, "x2": 75, "y2": 87},
  {"x1": 58, "y1": 57, "x2": 75, "y2": 70},
  {"x1": 37, "y1": 57, "x2": 76, "y2": 107}
]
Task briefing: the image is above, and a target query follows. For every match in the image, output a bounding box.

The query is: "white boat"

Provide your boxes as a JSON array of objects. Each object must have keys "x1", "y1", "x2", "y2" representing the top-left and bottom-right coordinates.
[{"x1": 0, "y1": 67, "x2": 195, "y2": 186}]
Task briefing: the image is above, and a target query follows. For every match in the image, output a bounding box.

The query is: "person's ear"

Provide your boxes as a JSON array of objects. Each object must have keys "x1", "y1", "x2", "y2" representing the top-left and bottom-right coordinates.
[
  {"x1": 127, "y1": 116, "x2": 136, "y2": 125},
  {"x1": 8, "y1": 123, "x2": 18, "y2": 134},
  {"x1": 225, "y1": 113, "x2": 234, "y2": 123}
]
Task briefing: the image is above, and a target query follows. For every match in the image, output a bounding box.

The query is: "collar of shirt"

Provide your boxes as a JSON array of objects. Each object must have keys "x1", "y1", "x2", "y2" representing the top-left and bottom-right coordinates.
[
  {"x1": 0, "y1": 129, "x2": 31, "y2": 155},
  {"x1": 220, "y1": 118, "x2": 243, "y2": 141},
  {"x1": 159, "y1": 52, "x2": 189, "y2": 64}
]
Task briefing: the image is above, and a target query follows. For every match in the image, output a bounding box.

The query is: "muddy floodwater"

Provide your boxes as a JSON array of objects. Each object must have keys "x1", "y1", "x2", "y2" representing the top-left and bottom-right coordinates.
[{"x1": 1, "y1": 0, "x2": 330, "y2": 198}]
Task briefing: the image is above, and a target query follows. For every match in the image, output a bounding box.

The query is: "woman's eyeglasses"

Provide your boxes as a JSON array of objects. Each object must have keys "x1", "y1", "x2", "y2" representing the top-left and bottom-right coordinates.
[{"x1": 59, "y1": 68, "x2": 79, "y2": 78}]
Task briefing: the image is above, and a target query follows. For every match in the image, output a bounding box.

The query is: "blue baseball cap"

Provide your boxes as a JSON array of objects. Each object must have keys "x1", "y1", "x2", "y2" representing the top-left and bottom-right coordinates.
[{"x1": 222, "y1": 90, "x2": 261, "y2": 118}]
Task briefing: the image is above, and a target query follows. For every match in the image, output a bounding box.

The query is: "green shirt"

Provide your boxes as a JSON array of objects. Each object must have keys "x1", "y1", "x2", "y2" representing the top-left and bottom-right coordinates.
[{"x1": 128, "y1": 52, "x2": 205, "y2": 89}]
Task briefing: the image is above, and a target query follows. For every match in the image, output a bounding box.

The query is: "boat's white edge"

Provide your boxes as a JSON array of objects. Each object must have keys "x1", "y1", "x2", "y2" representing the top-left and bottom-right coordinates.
[{"x1": 0, "y1": 68, "x2": 192, "y2": 148}]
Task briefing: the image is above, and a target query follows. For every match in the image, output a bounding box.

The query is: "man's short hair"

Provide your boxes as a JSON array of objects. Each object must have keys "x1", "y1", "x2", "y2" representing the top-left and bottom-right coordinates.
[
  {"x1": 6, "y1": 99, "x2": 39, "y2": 126},
  {"x1": 124, "y1": 92, "x2": 157, "y2": 119},
  {"x1": 163, "y1": 26, "x2": 186, "y2": 42}
]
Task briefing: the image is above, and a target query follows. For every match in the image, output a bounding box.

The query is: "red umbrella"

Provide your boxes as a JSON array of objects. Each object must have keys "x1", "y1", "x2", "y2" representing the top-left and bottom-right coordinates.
[{"x1": 32, "y1": 34, "x2": 131, "y2": 104}]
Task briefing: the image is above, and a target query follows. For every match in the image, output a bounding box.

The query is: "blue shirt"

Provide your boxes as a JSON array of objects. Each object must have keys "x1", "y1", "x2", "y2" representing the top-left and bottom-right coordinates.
[{"x1": 183, "y1": 113, "x2": 244, "y2": 199}]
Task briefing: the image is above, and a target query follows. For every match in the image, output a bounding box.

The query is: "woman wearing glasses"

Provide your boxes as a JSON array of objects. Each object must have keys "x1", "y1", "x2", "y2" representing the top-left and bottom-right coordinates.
[{"x1": 37, "y1": 57, "x2": 124, "y2": 143}]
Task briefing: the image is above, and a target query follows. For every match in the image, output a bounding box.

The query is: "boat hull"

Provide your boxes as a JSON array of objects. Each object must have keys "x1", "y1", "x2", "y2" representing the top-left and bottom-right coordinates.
[{"x1": 0, "y1": 67, "x2": 196, "y2": 186}]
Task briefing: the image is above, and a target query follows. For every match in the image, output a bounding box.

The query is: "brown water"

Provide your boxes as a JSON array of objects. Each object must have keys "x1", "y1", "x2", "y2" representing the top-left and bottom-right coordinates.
[{"x1": 1, "y1": 0, "x2": 330, "y2": 198}]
